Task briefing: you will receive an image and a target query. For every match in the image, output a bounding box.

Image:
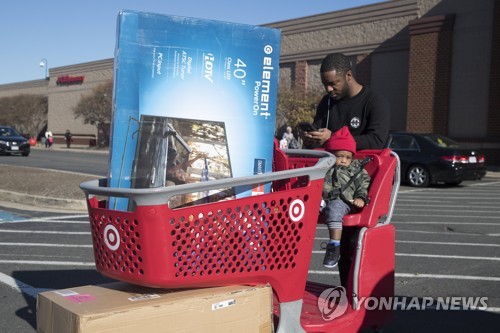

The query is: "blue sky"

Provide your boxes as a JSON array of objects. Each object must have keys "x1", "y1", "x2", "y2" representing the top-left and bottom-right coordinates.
[{"x1": 0, "y1": 0, "x2": 383, "y2": 85}]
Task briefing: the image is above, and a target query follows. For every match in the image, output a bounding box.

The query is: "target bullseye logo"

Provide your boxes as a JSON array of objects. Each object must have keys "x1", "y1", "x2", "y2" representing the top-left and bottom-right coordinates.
[
  {"x1": 289, "y1": 199, "x2": 305, "y2": 222},
  {"x1": 103, "y1": 224, "x2": 120, "y2": 251}
]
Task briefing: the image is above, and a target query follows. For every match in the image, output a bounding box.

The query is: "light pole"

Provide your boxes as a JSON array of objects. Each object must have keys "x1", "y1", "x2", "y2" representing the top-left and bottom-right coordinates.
[{"x1": 39, "y1": 58, "x2": 48, "y2": 80}]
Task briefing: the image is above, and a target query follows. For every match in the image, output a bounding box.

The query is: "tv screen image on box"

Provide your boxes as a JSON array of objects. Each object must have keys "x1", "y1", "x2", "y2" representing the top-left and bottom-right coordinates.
[{"x1": 129, "y1": 115, "x2": 233, "y2": 208}]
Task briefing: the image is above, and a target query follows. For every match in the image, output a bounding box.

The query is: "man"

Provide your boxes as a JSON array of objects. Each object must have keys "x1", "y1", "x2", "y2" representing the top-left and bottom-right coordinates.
[
  {"x1": 303, "y1": 53, "x2": 390, "y2": 150},
  {"x1": 64, "y1": 129, "x2": 72, "y2": 148},
  {"x1": 303, "y1": 53, "x2": 391, "y2": 288}
]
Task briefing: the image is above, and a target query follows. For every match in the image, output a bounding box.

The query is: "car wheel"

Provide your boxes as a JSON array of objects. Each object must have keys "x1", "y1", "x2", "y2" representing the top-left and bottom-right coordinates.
[{"x1": 407, "y1": 164, "x2": 430, "y2": 187}]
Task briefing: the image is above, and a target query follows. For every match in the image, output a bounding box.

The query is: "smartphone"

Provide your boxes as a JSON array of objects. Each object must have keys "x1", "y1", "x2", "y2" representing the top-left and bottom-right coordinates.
[{"x1": 298, "y1": 122, "x2": 318, "y2": 132}]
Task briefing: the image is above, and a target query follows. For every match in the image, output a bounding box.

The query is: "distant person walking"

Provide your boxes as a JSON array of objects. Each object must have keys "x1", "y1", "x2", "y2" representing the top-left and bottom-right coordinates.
[
  {"x1": 45, "y1": 130, "x2": 53, "y2": 148},
  {"x1": 282, "y1": 126, "x2": 299, "y2": 149},
  {"x1": 40, "y1": 135, "x2": 46, "y2": 148},
  {"x1": 64, "y1": 129, "x2": 73, "y2": 148}
]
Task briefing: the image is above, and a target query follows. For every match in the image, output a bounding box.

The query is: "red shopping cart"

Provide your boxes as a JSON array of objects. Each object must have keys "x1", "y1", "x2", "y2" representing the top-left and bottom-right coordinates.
[{"x1": 80, "y1": 145, "x2": 400, "y2": 333}]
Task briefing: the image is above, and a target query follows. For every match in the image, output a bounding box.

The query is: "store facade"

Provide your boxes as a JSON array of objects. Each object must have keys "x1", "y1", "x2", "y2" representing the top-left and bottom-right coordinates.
[{"x1": 1, "y1": 0, "x2": 498, "y2": 162}]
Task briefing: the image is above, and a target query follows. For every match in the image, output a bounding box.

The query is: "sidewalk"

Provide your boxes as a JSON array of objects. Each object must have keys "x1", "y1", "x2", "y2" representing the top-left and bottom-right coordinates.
[
  {"x1": 0, "y1": 165, "x2": 97, "y2": 212},
  {"x1": 1, "y1": 144, "x2": 107, "y2": 212},
  {"x1": 31, "y1": 143, "x2": 109, "y2": 154}
]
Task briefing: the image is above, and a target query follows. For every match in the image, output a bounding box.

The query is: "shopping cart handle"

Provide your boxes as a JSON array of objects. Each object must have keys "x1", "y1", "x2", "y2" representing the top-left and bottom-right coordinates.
[{"x1": 80, "y1": 149, "x2": 335, "y2": 206}]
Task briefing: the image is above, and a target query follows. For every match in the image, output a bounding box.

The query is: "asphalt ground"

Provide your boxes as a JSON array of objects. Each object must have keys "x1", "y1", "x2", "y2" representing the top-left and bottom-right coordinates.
[{"x1": 1, "y1": 149, "x2": 500, "y2": 332}]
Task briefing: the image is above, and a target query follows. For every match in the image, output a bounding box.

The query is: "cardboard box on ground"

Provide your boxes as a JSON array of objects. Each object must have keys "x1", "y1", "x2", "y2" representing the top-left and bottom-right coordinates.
[{"x1": 37, "y1": 282, "x2": 273, "y2": 333}]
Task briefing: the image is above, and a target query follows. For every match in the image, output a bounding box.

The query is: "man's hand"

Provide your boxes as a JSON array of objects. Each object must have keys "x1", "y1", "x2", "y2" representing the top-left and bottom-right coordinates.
[{"x1": 302, "y1": 128, "x2": 332, "y2": 146}]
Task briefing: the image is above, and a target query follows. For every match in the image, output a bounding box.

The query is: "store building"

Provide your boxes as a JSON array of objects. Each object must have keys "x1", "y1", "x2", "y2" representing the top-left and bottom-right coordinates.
[{"x1": 1, "y1": 0, "x2": 498, "y2": 163}]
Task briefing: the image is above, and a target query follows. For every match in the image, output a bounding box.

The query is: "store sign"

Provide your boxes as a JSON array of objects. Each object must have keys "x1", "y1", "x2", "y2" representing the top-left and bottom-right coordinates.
[{"x1": 56, "y1": 75, "x2": 85, "y2": 85}]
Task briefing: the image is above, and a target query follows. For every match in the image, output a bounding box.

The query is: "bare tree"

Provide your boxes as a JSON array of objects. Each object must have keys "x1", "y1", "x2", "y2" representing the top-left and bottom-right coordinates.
[
  {"x1": 0, "y1": 94, "x2": 47, "y2": 137},
  {"x1": 275, "y1": 86, "x2": 322, "y2": 137},
  {"x1": 73, "y1": 80, "x2": 112, "y2": 130}
]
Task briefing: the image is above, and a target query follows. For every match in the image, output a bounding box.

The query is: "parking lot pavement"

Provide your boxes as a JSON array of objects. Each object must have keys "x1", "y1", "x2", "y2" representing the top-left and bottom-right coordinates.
[
  {"x1": 0, "y1": 177, "x2": 499, "y2": 332},
  {"x1": 310, "y1": 177, "x2": 500, "y2": 331}
]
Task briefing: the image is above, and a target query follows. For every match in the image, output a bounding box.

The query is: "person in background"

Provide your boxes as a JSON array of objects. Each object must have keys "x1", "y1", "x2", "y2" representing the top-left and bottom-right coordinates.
[
  {"x1": 319, "y1": 126, "x2": 370, "y2": 268},
  {"x1": 40, "y1": 135, "x2": 46, "y2": 148},
  {"x1": 302, "y1": 53, "x2": 389, "y2": 287},
  {"x1": 282, "y1": 126, "x2": 294, "y2": 145},
  {"x1": 64, "y1": 129, "x2": 72, "y2": 148},
  {"x1": 45, "y1": 129, "x2": 53, "y2": 148},
  {"x1": 279, "y1": 137, "x2": 288, "y2": 149}
]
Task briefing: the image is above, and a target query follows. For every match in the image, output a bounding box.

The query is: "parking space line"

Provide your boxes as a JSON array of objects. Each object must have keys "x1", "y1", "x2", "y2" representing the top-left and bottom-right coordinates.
[
  {"x1": 394, "y1": 213, "x2": 500, "y2": 219},
  {"x1": 395, "y1": 273, "x2": 500, "y2": 282},
  {"x1": 395, "y1": 209, "x2": 500, "y2": 214},
  {"x1": 309, "y1": 270, "x2": 500, "y2": 282},
  {"x1": 397, "y1": 229, "x2": 499, "y2": 237},
  {"x1": 395, "y1": 202, "x2": 500, "y2": 208},
  {"x1": 0, "y1": 242, "x2": 92, "y2": 248},
  {"x1": 0, "y1": 272, "x2": 50, "y2": 298},
  {"x1": 0, "y1": 214, "x2": 89, "y2": 224},
  {"x1": 316, "y1": 226, "x2": 499, "y2": 237},
  {"x1": 36, "y1": 215, "x2": 88, "y2": 220},
  {"x1": 315, "y1": 237, "x2": 500, "y2": 247},
  {"x1": 0, "y1": 229, "x2": 90, "y2": 235},
  {"x1": 311, "y1": 251, "x2": 500, "y2": 261},
  {"x1": 393, "y1": 221, "x2": 499, "y2": 225},
  {"x1": 396, "y1": 240, "x2": 500, "y2": 247},
  {"x1": 395, "y1": 253, "x2": 500, "y2": 261},
  {"x1": 2, "y1": 219, "x2": 89, "y2": 224},
  {"x1": 0, "y1": 260, "x2": 94, "y2": 266}
]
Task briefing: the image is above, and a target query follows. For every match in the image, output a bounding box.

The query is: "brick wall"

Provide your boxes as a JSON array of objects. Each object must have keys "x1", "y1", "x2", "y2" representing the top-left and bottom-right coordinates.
[
  {"x1": 406, "y1": 15, "x2": 454, "y2": 134},
  {"x1": 355, "y1": 54, "x2": 372, "y2": 86},
  {"x1": 294, "y1": 61, "x2": 308, "y2": 95}
]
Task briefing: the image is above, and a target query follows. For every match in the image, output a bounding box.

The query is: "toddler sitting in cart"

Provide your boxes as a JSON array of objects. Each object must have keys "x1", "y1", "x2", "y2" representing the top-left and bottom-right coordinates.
[{"x1": 320, "y1": 126, "x2": 371, "y2": 268}]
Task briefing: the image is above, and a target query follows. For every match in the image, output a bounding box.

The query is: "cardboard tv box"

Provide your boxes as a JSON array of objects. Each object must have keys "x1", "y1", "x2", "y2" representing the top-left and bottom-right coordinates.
[
  {"x1": 37, "y1": 282, "x2": 273, "y2": 333},
  {"x1": 108, "y1": 10, "x2": 281, "y2": 210}
]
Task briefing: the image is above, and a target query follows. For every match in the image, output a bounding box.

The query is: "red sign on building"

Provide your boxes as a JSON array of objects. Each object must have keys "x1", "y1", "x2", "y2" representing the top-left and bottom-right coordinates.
[{"x1": 56, "y1": 75, "x2": 85, "y2": 85}]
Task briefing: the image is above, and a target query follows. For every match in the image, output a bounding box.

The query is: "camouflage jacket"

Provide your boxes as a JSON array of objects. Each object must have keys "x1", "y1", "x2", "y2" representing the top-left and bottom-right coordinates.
[{"x1": 322, "y1": 159, "x2": 371, "y2": 203}]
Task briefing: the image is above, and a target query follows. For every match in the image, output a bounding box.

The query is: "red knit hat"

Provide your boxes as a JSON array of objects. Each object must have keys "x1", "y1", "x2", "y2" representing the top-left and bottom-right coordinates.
[{"x1": 324, "y1": 126, "x2": 356, "y2": 154}]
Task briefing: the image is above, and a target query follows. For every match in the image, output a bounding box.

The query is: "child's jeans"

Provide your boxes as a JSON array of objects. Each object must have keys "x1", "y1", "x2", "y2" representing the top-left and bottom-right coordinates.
[{"x1": 320, "y1": 198, "x2": 350, "y2": 230}]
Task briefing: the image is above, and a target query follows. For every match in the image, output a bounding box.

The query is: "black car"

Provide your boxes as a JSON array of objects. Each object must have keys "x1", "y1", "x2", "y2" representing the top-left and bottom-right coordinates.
[
  {"x1": 386, "y1": 132, "x2": 486, "y2": 187},
  {"x1": 0, "y1": 126, "x2": 30, "y2": 156}
]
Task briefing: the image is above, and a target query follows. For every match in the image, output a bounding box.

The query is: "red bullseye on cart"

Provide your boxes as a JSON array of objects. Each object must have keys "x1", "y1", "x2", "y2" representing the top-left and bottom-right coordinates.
[
  {"x1": 289, "y1": 199, "x2": 305, "y2": 222},
  {"x1": 103, "y1": 225, "x2": 120, "y2": 251}
]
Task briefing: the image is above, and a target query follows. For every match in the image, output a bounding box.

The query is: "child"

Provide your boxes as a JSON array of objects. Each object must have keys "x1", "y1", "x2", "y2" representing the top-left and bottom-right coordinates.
[{"x1": 320, "y1": 126, "x2": 371, "y2": 268}]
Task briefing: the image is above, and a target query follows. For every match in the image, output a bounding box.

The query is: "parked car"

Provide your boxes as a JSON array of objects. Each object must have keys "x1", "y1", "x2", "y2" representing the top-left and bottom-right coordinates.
[
  {"x1": 0, "y1": 126, "x2": 30, "y2": 156},
  {"x1": 386, "y1": 131, "x2": 486, "y2": 187}
]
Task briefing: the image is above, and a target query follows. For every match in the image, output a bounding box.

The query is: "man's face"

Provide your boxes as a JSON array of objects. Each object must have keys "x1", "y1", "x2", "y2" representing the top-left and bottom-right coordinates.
[{"x1": 321, "y1": 70, "x2": 350, "y2": 101}]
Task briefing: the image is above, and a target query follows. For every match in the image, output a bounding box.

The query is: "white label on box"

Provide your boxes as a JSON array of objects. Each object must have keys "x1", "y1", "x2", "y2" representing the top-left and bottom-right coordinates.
[
  {"x1": 54, "y1": 289, "x2": 79, "y2": 297},
  {"x1": 128, "y1": 293, "x2": 161, "y2": 301},
  {"x1": 211, "y1": 298, "x2": 236, "y2": 311}
]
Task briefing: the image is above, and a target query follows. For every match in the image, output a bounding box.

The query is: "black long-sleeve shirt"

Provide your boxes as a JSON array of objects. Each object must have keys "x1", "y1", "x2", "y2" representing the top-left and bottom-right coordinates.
[{"x1": 313, "y1": 86, "x2": 390, "y2": 150}]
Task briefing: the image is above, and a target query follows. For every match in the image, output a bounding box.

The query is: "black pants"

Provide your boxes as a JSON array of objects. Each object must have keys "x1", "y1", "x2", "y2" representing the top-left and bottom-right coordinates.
[{"x1": 339, "y1": 226, "x2": 359, "y2": 288}]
